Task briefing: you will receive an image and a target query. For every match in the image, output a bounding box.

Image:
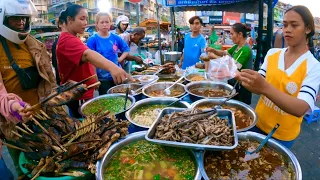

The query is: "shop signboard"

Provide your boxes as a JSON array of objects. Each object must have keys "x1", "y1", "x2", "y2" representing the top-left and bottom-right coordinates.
[{"x1": 166, "y1": 0, "x2": 248, "y2": 6}]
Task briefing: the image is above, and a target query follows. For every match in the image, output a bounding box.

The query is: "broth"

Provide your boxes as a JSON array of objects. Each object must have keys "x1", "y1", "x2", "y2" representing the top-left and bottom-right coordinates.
[
  {"x1": 82, "y1": 97, "x2": 131, "y2": 116},
  {"x1": 204, "y1": 140, "x2": 295, "y2": 180},
  {"x1": 190, "y1": 88, "x2": 229, "y2": 97},
  {"x1": 196, "y1": 104, "x2": 253, "y2": 130},
  {"x1": 104, "y1": 140, "x2": 196, "y2": 180},
  {"x1": 148, "y1": 89, "x2": 183, "y2": 97}
]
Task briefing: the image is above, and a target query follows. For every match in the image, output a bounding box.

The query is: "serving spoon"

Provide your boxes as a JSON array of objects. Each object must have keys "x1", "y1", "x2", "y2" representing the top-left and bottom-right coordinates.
[{"x1": 163, "y1": 76, "x2": 185, "y2": 95}]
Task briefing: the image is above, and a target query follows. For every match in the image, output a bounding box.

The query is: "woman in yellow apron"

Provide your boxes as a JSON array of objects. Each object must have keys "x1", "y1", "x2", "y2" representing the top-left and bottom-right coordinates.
[{"x1": 238, "y1": 5, "x2": 320, "y2": 148}]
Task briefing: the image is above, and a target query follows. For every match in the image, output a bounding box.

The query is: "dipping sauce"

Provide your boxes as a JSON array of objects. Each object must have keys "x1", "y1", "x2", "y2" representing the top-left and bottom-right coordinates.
[
  {"x1": 204, "y1": 140, "x2": 295, "y2": 180},
  {"x1": 104, "y1": 140, "x2": 196, "y2": 180},
  {"x1": 82, "y1": 97, "x2": 132, "y2": 115}
]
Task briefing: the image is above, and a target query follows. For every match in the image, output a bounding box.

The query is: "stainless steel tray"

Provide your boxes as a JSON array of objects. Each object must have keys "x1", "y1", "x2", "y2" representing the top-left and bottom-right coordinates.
[
  {"x1": 146, "y1": 108, "x2": 238, "y2": 151},
  {"x1": 197, "y1": 131, "x2": 302, "y2": 180},
  {"x1": 96, "y1": 131, "x2": 201, "y2": 180}
]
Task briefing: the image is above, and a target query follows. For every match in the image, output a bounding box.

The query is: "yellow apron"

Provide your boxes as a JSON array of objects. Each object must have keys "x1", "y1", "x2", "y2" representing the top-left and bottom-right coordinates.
[{"x1": 256, "y1": 50, "x2": 307, "y2": 141}]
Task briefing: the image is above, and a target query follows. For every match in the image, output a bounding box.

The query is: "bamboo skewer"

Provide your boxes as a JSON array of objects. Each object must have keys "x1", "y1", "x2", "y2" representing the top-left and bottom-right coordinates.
[
  {"x1": 22, "y1": 123, "x2": 34, "y2": 134},
  {"x1": 2, "y1": 142, "x2": 27, "y2": 152},
  {"x1": 64, "y1": 139, "x2": 102, "y2": 147},
  {"x1": 40, "y1": 110, "x2": 50, "y2": 119},
  {"x1": 31, "y1": 162, "x2": 48, "y2": 180},
  {"x1": 62, "y1": 112, "x2": 110, "y2": 139},
  {"x1": 11, "y1": 131, "x2": 22, "y2": 138},
  {"x1": 31, "y1": 118, "x2": 67, "y2": 152},
  {"x1": 16, "y1": 126, "x2": 31, "y2": 135},
  {"x1": 87, "y1": 81, "x2": 101, "y2": 89}
]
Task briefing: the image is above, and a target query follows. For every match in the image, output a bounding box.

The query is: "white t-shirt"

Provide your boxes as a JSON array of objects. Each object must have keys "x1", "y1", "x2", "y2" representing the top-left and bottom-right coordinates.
[{"x1": 259, "y1": 48, "x2": 320, "y2": 111}]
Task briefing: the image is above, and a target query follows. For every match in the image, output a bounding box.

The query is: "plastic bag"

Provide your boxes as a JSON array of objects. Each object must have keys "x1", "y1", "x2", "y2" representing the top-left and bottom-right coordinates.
[{"x1": 208, "y1": 55, "x2": 238, "y2": 82}]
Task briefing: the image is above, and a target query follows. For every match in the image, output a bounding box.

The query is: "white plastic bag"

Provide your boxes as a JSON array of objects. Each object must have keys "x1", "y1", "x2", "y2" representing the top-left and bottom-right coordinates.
[{"x1": 208, "y1": 55, "x2": 238, "y2": 82}]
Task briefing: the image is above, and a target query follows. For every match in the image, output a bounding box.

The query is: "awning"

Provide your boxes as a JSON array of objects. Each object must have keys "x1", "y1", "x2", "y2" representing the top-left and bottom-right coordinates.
[
  {"x1": 165, "y1": 0, "x2": 278, "y2": 14},
  {"x1": 140, "y1": 19, "x2": 171, "y2": 27}
]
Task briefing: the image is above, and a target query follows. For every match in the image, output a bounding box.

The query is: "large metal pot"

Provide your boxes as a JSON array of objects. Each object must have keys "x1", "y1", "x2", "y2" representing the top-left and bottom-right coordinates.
[
  {"x1": 197, "y1": 132, "x2": 302, "y2": 180},
  {"x1": 164, "y1": 51, "x2": 182, "y2": 62},
  {"x1": 80, "y1": 94, "x2": 135, "y2": 120},
  {"x1": 96, "y1": 131, "x2": 201, "y2": 180},
  {"x1": 125, "y1": 97, "x2": 191, "y2": 132},
  {"x1": 107, "y1": 84, "x2": 143, "y2": 101},
  {"x1": 142, "y1": 82, "x2": 186, "y2": 98},
  {"x1": 191, "y1": 99, "x2": 257, "y2": 132},
  {"x1": 185, "y1": 81, "x2": 235, "y2": 102}
]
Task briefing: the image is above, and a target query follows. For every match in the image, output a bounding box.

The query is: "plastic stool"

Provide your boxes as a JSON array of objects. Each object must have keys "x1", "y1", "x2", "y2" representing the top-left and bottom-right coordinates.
[{"x1": 304, "y1": 108, "x2": 320, "y2": 124}]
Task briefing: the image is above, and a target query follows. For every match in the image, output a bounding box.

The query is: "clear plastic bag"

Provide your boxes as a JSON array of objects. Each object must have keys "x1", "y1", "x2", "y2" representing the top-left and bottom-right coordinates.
[{"x1": 208, "y1": 55, "x2": 238, "y2": 82}]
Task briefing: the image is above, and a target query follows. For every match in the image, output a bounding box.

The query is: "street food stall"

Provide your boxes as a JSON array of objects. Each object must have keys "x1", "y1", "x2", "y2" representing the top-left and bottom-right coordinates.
[{"x1": 4, "y1": 1, "x2": 303, "y2": 180}]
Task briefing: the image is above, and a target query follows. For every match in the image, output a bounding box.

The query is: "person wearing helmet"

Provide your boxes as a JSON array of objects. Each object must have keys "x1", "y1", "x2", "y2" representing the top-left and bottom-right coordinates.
[
  {"x1": 0, "y1": 0, "x2": 58, "y2": 177},
  {"x1": 110, "y1": 15, "x2": 130, "y2": 36}
]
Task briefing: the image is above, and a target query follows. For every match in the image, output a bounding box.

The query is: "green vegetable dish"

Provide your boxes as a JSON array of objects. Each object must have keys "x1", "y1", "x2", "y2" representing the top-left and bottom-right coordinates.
[
  {"x1": 82, "y1": 97, "x2": 132, "y2": 115},
  {"x1": 104, "y1": 140, "x2": 196, "y2": 180}
]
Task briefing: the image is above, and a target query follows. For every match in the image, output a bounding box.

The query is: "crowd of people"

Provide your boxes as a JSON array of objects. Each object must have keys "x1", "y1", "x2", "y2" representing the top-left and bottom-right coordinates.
[{"x1": 0, "y1": 0, "x2": 320, "y2": 179}]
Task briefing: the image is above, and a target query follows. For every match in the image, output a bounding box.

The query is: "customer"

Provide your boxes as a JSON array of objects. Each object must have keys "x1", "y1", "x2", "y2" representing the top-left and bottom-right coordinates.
[
  {"x1": 56, "y1": 5, "x2": 132, "y2": 118},
  {"x1": 179, "y1": 16, "x2": 206, "y2": 69},
  {"x1": 110, "y1": 15, "x2": 129, "y2": 37},
  {"x1": 87, "y1": 12, "x2": 130, "y2": 94},
  {"x1": 0, "y1": 0, "x2": 57, "y2": 176},
  {"x1": 206, "y1": 23, "x2": 253, "y2": 105},
  {"x1": 237, "y1": 6, "x2": 320, "y2": 148}
]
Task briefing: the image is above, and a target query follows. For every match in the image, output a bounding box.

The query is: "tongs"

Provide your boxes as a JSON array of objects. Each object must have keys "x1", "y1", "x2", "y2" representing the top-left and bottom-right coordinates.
[{"x1": 174, "y1": 108, "x2": 218, "y2": 128}]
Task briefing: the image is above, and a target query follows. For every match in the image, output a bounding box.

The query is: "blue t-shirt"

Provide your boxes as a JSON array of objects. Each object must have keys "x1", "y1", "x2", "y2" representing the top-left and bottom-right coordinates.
[
  {"x1": 87, "y1": 33, "x2": 130, "y2": 80},
  {"x1": 182, "y1": 33, "x2": 206, "y2": 69}
]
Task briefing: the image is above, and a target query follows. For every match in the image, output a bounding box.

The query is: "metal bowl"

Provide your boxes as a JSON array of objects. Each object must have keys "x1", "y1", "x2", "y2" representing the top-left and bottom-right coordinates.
[
  {"x1": 191, "y1": 99, "x2": 257, "y2": 132},
  {"x1": 79, "y1": 94, "x2": 136, "y2": 120},
  {"x1": 164, "y1": 51, "x2": 182, "y2": 62},
  {"x1": 142, "y1": 82, "x2": 186, "y2": 98},
  {"x1": 126, "y1": 97, "x2": 191, "y2": 130},
  {"x1": 128, "y1": 75, "x2": 159, "y2": 85},
  {"x1": 107, "y1": 84, "x2": 143, "y2": 101},
  {"x1": 184, "y1": 71, "x2": 208, "y2": 82},
  {"x1": 198, "y1": 132, "x2": 302, "y2": 180},
  {"x1": 185, "y1": 81, "x2": 235, "y2": 102},
  {"x1": 157, "y1": 74, "x2": 184, "y2": 82},
  {"x1": 96, "y1": 131, "x2": 201, "y2": 180}
]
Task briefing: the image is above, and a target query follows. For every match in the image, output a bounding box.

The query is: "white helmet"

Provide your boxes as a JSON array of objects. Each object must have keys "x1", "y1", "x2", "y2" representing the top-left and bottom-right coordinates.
[
  {"x1": 115, "y1": 15, "x2": 129, "y2": 25},
  {"x1": 0, "y1": 0, "x2": 38, "y2": 44}
]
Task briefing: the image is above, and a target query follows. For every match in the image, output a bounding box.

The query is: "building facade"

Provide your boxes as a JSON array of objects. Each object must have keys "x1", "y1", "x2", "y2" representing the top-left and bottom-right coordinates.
[{"x1": 31, "y1": 0, "x2": 49, "y2": 23}]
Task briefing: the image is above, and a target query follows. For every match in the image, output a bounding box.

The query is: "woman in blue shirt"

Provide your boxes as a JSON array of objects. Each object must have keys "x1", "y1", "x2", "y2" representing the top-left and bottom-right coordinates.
[{"x1": 87, "y1": 12, "x2": 130, "y2": 94}]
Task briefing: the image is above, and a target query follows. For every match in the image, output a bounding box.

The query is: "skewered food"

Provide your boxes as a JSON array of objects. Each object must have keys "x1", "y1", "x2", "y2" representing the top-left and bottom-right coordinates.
[
  {"x1": 204, "y1": 140, "x2": 295, "y2": 179},
  {"x1": 7, "y1": 108, "x2": 130, "y2": 179},
  {"x1": 154, "y1": 109, "x2": 234, "y2": 146}
]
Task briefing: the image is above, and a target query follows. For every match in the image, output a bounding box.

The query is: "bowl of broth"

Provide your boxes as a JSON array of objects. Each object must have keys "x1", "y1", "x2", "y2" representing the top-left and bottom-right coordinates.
[
  {"x1": 185, "y1": 81, "x2": 235, "y2": 102},
  {"x1": 96, "y1": 131, "x2": 201, "y2": 180},
  {"x1": 198, "y1": 131, "x2": 301, "y2": 180},
  {"x1": 80, "y1": 94, "x2": 135, "y2": 119},
  {"x1": 142, "y1": 82, "x2": 186, "y2": 98},
  {"x1": 191, "y1": 99, "x2": 257, "y2": 132}
]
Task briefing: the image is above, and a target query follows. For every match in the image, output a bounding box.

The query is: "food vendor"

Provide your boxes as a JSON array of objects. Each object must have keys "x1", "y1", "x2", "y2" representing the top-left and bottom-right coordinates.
[
  {"x1": 56, "y1": 4, "x2": 133, "y2": 118},
  {"x1": 86, "y1": 12, "x2": 130, "y2": 95},
  {"x1": 238, "y1": 6, "x2": 320, "y2": 148},
  {"x1": 0, "y1": 0, "x2": 57, "y2": 176},
  {"x1": 206, "y1": 23, "x2": 253, "y2": 105}
]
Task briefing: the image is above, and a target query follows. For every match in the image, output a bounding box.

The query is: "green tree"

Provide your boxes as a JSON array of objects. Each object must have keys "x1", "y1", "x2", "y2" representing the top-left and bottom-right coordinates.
[{"x1": 161, "y1": 15, "x2": 169, "y2": 22}]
